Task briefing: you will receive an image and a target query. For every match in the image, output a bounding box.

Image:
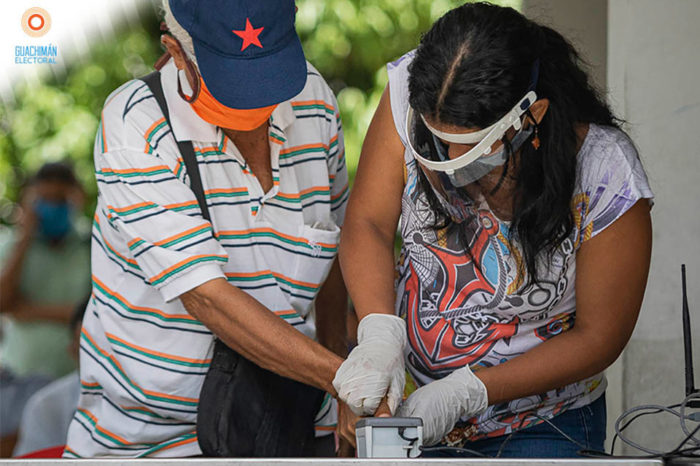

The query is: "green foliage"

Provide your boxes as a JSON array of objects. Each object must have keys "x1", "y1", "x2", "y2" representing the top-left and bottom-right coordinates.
[
  {"x1": 0, "y1": 0, "x2": 519, "y2": 224},
  {"x1": 0, "y1": 11, "x2": 162, "y2": 221}
]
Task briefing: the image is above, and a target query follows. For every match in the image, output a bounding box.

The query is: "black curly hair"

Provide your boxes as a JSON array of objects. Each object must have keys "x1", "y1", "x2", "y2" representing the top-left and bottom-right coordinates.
[{"x1": 407, "y1": 2, "x2": 620, "y2": 284}]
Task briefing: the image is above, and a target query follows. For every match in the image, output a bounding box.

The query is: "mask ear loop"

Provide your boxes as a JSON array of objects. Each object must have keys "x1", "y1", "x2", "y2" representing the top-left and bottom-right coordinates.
[
  {"x1": 525, "y1": 108, "x2": 540, "y2": 150},
  {"x1": 158, "y1": 22, "x2": 201, "y2": 103},
  {"x1": 177, "y1": 57, "x2": 201, "y2": 103}
]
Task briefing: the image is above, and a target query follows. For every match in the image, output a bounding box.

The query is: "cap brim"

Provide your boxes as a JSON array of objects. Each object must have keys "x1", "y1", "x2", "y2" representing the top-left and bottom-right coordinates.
[{"x1": 193, "y1": 34, "x2": 307, "y2": 110}]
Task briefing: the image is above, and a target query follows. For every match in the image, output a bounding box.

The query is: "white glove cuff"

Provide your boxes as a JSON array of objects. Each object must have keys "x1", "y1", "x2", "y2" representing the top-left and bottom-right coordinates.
[
  {"x1": 357, "y1": 313, "x2": 407, "y2": 348},
  {"x1": 453, "y1": 365, "x2": 489, "y2": 417}
]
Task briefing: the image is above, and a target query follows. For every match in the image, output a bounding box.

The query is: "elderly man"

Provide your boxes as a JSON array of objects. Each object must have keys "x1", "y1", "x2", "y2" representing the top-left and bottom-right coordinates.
[{"x1": 64, "y1": 0, "x2": 355, "y2": 457}]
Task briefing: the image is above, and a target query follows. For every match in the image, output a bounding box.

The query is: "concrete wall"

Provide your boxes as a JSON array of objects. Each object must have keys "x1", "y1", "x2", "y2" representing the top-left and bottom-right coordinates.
[
  {"x1": 523, "y1": 0, "x2": 700, "y2": 454},
  {"x1": 522, "y1": 0, "x2": 608, "y2": 92},
  {"x1": 607, "y1": 0, "x2": 700, "y2": 454}
]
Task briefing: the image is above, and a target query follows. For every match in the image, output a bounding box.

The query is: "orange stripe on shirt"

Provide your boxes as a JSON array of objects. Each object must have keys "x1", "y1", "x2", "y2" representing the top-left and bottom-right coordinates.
[
  {"x1": 271, "y1": 271, "x2": 320, "y2": 289},
  {"x1": 81, "y1": 381, "x2": 101, "y2": 388},
  {"x1": 148, "y1": 254, "x2": 228, "y2": 284},
  {"x1": 101, "y1": 111, "x2": 108, "y2": 153},
  {"x1": 78, "y1": 408, "x2": 134, "y2": 446},
  {"x1": 105, "y1": 332, "x2": 212, "y2": 364},
  {"x1": 153, "y1": 223, "x2": 211, "y2": 247},
  {"x1": 81, "y1": 329, "x2": 199, "y2": 404},
  {"x1": 331, "y1": 183, "x2": 349, "y2": 201},
  {"x1": 292, "y1": 99, "x2": 335, "y2": 111},
  {"x1": 151, "y1": 434, "x2": 198, "y2": 454},
  {"x1": 144, "y1": 117, "x2": 166, "y2": 139},
  {"x1": 216, "y1": 227, "x2": 337, "y2": 249},
  {"x1": 280, "y1": 142, "x2": 329, "y2": 155},
  {"x1": 101, "y1": 165, "x2": 171, "y2": 175},
  {"x1": 100, "y1": 233, "x2": 139, "y2": 266},
  {"x1": 194, "y1": 145, "x2": 219, "y2": 154},
  {"x1": 204, "y1": 187, "x2": 248, "y2": 195},
  {"x1": 107, "y1": 202, "x2": 155, "y2": 214},
  {"x1": 163, "y1": 200, "x2": 199, "y2": 210},
  {"x1": 92, "y1": 275, "x2": 198, "y2": 321}
]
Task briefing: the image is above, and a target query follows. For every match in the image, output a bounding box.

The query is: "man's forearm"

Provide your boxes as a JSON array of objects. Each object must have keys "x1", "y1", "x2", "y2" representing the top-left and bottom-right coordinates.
[{"x1": 181, "y1": 278, "x2": 343, "y2": 395}]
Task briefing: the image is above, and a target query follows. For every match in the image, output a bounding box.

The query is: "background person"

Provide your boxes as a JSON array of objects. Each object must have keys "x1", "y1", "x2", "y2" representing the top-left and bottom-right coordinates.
[
  {"x1": 334, "y1": 2, "x2": 652, "y2": 457},
  {"x1": 0, "y1": 162, "x2": 91, "y2": 456}
]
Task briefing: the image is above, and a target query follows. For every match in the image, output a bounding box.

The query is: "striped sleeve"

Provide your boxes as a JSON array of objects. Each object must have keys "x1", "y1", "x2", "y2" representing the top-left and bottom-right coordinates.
[
  {"x1": 96, "y1": 146, "x2": 227, "y2": 302},
  {"x1": 326, "y1": 93, "x2": 349, "y2": 226}
]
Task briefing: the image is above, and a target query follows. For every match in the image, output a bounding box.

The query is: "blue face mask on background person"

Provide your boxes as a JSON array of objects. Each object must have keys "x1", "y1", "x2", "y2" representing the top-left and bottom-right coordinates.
[{"x1": 34, "y1": 199, "x2": 72, "y2": 241}]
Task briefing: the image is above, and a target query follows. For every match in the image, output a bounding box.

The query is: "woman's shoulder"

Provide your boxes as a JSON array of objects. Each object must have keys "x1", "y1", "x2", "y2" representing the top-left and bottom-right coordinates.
[
  {"x1": 576, "y1": 123, "x2": 648, "y2": 191},
  {"x1": 386, "y1": 50, "x2": 417, "y2": 147},
  {"x1": 579, "y1": 124, "x2": 638, "y2": 160},
  {"x1": 573, "y1": 123, "x2": 653, "y2": 240}
]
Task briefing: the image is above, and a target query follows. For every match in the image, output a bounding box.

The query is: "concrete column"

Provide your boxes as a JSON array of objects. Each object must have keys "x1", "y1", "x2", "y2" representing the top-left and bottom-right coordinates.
[
  {"x1": 607, "y1": 0, "x2": 700, "y2": 454},
  {"x1": 521, "y1": 0, "x2": 608, "y2": 91}
]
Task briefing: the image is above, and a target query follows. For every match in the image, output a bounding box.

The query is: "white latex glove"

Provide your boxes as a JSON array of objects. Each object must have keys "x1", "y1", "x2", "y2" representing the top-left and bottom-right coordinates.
[
  {"x1": 396, "y1": 365, "x2": 488, "y2": 446},
  {"x1": 332, "y1": 313, "x2": 407, "y2": 416}
]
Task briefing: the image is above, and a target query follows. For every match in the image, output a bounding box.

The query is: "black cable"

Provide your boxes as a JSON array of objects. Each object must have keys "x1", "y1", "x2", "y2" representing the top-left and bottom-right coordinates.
[
  {"x1": 419, "y1": 445, "x2": 489, "y2": 457},
  {"x1": 528, "y1": 413, "x2": 593, "y2": 452},
  {"x1": 397, "y1": 426, "x2": 419, "y2": 458},
  {"x1": 495, "y1": 412, "x2": 529, "y2": 458},
  {"x1": 663, "y1": 421, "x2": 700, "y2": 459}
]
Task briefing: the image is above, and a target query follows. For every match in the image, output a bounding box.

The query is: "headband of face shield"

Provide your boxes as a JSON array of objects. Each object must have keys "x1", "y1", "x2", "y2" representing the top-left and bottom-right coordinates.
[{"x1": 406, "y1": 90, "x2": 537, "y2": 222}]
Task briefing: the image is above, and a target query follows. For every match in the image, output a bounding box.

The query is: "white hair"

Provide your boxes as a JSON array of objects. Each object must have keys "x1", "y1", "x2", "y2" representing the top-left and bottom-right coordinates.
[{"x1": 162, "y1": 0, "x2": 198, "y2": 66}]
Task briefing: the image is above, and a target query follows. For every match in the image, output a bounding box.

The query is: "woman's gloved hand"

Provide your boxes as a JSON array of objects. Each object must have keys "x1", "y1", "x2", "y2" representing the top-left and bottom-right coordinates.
[
  {"x1": 332, "y1": 313, "x2": 407, "y2": 416},
  {"x1": 396, "y1": 365, "x2": 488, "y2": 446}
]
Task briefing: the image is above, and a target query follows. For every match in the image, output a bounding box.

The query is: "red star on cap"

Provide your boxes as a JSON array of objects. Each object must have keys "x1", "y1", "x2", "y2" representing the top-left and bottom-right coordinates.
[{"x1": 232, "y1": 18, "x2": 264, "y2": 51}]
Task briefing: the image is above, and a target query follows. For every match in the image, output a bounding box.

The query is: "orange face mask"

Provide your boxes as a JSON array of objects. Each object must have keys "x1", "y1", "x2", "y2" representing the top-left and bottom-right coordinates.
[{"x1": 189, "y1": 76, "x2": 276, "y2": 131}]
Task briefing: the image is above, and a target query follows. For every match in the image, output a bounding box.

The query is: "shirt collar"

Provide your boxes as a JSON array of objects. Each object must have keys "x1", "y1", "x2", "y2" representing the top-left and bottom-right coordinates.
[{"x1": 159, "y1": 59, "x2": 296, "y2": 142}]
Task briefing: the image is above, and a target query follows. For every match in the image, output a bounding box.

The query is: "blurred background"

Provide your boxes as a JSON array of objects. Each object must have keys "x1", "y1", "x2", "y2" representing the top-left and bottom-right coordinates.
[
  {"x1": 0, "y1": 0, "x2": 698, "y2": 459},
  {"x1": 0, "y1": 0, "x2": 519, "y2": 222}
]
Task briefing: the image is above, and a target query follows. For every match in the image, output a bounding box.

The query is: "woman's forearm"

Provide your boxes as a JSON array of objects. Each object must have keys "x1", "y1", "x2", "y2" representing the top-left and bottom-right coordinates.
[
  {"x1": 181, "y1": 278, "x2": 343, "y2": 395},
  {"x1": 475, "y1": 325, "x2": 625, "y2": 405},
  {"x1": 338, "y1": 219, "x2": 397, "y2": 320}
]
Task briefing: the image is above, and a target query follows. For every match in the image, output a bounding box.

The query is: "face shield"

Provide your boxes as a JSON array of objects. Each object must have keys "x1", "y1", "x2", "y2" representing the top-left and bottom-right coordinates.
[{"x1": 405, "y1": 91, "x2": 537, "y2": 222}]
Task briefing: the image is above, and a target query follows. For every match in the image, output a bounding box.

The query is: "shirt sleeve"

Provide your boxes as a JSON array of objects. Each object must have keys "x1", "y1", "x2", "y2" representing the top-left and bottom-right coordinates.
[
  {"x1": 96, "y1": 143, "x2": 228, "y2": 302},
  {"x1": 387, "y1": 50, "x2": 416, "y2": 149},
  {"x1": 576, "y1": 126, "x2": 654, "y2": 243},
  {"x1": 327, "y1": 93, "x2": 350, "y2": 226}
]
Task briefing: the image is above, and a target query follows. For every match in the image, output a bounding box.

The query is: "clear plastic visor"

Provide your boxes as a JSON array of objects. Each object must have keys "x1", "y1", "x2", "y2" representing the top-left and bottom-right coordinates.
[
  {"x1": 405, "y1": 91, "x2": 536, "y2": 222},
  {"x1": 405, "y1": 91, "x2": 536, "y2": 174}
]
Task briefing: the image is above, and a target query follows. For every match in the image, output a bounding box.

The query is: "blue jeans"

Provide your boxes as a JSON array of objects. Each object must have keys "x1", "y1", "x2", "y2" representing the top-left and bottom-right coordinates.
[{"x1": 422, "y1": 395, "x2": 606, "y2": 458}]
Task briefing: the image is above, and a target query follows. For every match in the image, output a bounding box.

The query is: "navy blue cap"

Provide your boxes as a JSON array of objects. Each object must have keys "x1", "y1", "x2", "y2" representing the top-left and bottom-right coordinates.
[{"x1": 169, "y1": 0, "x2": 307, "y2": 109}]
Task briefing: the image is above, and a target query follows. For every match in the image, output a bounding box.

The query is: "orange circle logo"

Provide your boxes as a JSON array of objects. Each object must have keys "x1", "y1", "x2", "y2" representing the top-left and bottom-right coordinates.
[{"x1": 21, "y1": 7, "x2": 51, "y2": 38}]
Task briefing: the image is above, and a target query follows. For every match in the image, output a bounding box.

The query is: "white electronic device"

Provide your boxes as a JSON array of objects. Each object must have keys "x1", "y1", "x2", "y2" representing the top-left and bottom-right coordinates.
[{"x1": 355, "y1": 417, "x2": 423, "y2": 458}]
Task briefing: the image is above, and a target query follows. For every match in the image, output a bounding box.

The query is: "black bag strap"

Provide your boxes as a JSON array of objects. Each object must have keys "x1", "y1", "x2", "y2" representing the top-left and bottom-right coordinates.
[{"x1": 141, "y1": 71, "x2": 211, "y2": 222}]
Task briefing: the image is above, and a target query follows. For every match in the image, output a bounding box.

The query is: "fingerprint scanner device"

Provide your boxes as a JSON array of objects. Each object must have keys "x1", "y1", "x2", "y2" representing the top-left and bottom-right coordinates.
[{"x1": 355, "y1": 417, "x2": 423, "y2": 458}]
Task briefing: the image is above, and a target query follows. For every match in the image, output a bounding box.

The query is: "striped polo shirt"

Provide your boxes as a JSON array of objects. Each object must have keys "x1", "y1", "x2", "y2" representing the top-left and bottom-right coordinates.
[{"x1": 64, "y1": 59, "x2": 348, "y2": 458}]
